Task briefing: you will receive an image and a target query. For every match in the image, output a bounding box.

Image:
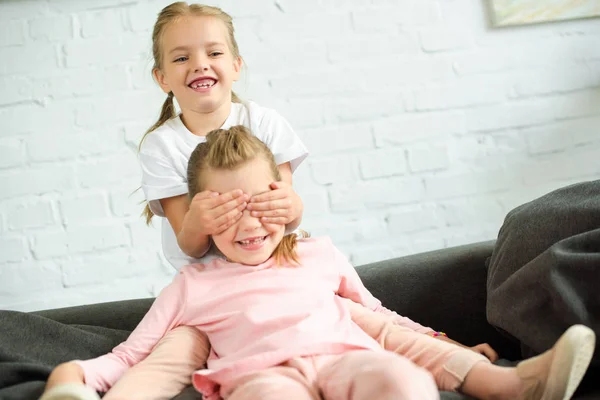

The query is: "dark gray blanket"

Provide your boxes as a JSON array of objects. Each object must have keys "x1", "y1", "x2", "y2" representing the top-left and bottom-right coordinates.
[{"x1": 486, "y1": 179, "x2": 600, "y2": 363}]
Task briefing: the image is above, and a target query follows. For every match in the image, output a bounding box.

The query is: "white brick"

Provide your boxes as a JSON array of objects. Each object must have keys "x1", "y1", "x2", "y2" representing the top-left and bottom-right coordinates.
[
  {"x1": 353, "y1": 2, "x2": 442, "y2": 32},
  {"x1": 387, "y1": 204, "x2": 441, "y2": 234},
  {"x1": 130, "y1": 62, "x2": 156, "y2": 90},
  {"x1": 27, "y1": 128, "x2": 124, "y2": 163},
  {"x1": 79, "y1": 8, "x2": 126, "y2": 38},
  {"x1": 1, "y1": 102, "x2": 75, "y2": 137},
  {"x1": 127, "y1": 222, "x2": 161, "y2": 254},
  {"x1": 548, "y1": 90, "x2": 599, "y2": 120},
  {"x1": 351, "y1": 245, "x2": 395, "y2": 266},
  {"x1": 31, "y1": 229, "x2": 69, "y2": 259},
  {"x1": 420, "y1": 29, "x2": 471, "y2": 52},
  {"x1": 124, "y1": 122, "x2": 149, "y2": 150},
  {"x1": 310, "y1": 155, "x2": 357, "y2": 185},
  {"x1": 521, "y1": 147, "x2": 600, "y2": 186},
  {"x1": 64, "y1": 35, "x2": 150, "y2": 68},
  {"x1": 0, "y1": 235, "x2": 29, "y2": 263},
  {"x1": 59, "y1": 192, "x2": 110, "y2": 226},
  {"x1": 329, "y1": 177, "x2": 425, "y2": 212},
  {"x1": 76, "y1": 152, "x2": 139, "y2": 189},
  {"x1": 67, "y1": 222, "x2": 130, "y2": 254},
  {"x1": 0, "y1": 76, "x2": 32, "y2": 106},
  {"x1": 31, "y1": 66, "x2": 129, "y2": 100},
  {"x1": 0, "y1": 138, "x2": 25, "y2": 168},
  {"x1": 75, "y1": 91, "x2": 161, "y2": 126},
  {"x1": 424, "y1": 170, "x2": 513, "y2": 199},
  {"x1": 61, "y1": 248, "x2": 150, "y2": 287},
  {"x1": 323, "y1": 217, "x2": 388, "y2": 244},
  {"x1": 29, "y1": 15, "x2": 73, "y2": 42},
  {"x1": 258, "y1": 12, "x2": 352, "y2": 41},
  {"x1": 0, "y1": 1, "x2": 48, "y2": 20},
  {"x1": 407, "y1": 143, "x2": 450, "y2": 173},
  {"x1": 6, "y1": 200, "x2": 55, "y2": 230},
  {"x1": 465, "y1": 101, "x2": 553, "y2": 132},
  {"x1": 359, "y1": 149, "x2": 407, "y2": 179},
  {"x1": 374, "y1": 112, "x2": 466, "y2": 146},
  {"x1": 415, "y1": 75, "x2": 509, "y2": 111},
  {"x1": 48, "y1": 0, "x2": 133, "y2": 13},
  {"x1": 0, "y1": 44, "x2": 58, "y2": 76},
  {"x1": 0, "y1": 166, "x2": 75, "y2": 200},
  {"x1": 513, "y1": 66, "x2": 594, "y2": 97},
  {"x1": 295, "y1": 188, "x2": 329, "y2": 217},
  {"x1": 243, "y1": 40, "x2": 328, "y2": 74},
  {"x1": 0, "y1": 261, "x2": 62, "y2": 295},
  {"x1": 406, "y1": 233, "x2": 445, "y2": 255},
  {"x1": 438, "y1": 197, "x2": 505, "y2": 227},
  {"x1": 323, "y1": 92, "x2": 406, "y2": 123},
  {"x1": 0, "y1": 20, "x2": 26, "y2": 47},
  {"x1": 110, "y1": 187, "x2": 145, "y2": 218},
  {"x1": 125, "y1": 3, "x2": 159, "y2": 32},
  {"x1": 453, "y1": 49, "x2": 517, "y2": 76},
  {"x1": 570, "y1": 116, "x2": 600, "y2": 146},
  {"x1": 299, "y1": 123, "x2": 374, "y2": 157},
  {"x1": 523, "y1": 124, "x2": 572, "y2": 155},
  {"x1": 327, "y1": 33, "x2": 417, "y2": 63}
]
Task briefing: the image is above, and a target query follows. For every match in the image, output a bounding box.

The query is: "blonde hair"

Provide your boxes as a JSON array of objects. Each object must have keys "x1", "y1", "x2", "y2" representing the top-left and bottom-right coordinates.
[
  {"x1": 188, "y1": 125, "x2": 306, "y2": 265},
  {"x1": 141, "y1": 2, "x2": 243, "y2": 224}
]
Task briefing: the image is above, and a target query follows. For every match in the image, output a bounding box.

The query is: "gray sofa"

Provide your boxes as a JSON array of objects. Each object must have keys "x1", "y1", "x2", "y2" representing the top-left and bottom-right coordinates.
[{"x1": 1, "y1": 239, "x2": 596, "y2": 399}]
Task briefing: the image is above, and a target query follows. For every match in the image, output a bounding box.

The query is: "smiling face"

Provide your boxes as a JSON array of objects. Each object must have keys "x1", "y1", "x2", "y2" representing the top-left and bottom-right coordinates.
[
  {"x1": 203, "y1": 157, "x2": 284, "y2": 265},
  {"x1": 153, "y1": 15, "x2": 242, "y2": 114}
]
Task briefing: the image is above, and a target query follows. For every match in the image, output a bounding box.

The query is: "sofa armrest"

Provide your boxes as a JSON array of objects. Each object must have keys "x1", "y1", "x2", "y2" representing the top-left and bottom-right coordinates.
[
  {"x1": 33, "y1": 298, "x2": 154, "y2": 332},
  {"x1": 356, "y1": 241, "x2": 520, "y2": 359}
]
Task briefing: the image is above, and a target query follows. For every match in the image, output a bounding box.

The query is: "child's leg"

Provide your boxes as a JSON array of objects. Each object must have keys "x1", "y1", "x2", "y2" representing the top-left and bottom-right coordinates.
[
  {"x1": 346, "y1": 298, "x2": 488, "y2": 391},
  {"x1": 317, "y1": 350, "x2": 439, "y2": 400},
  {"x1": 221, "y1": 364, "x2": 320, "y2": 400},
  {"x1": 103, "y1": 326, "x2": 209, "y2": 400}
]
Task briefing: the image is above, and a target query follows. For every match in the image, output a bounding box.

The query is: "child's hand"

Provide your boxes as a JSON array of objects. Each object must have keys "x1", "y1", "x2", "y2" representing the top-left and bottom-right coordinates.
[
  {"x1": 186, "y1": 189, "x2": 249, "y2": 235},
  {"x1": 469, "y1": 343, "x2": 499, "y2": 362},
  {"x1": 247, "y1": 182, "x2": 303, "y2": 225}
]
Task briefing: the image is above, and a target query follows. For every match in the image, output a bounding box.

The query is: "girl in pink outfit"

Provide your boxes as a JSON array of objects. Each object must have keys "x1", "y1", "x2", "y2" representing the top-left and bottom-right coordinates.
[{"x1": 42, "y1": 126, "x2": 595, "y2": 400}]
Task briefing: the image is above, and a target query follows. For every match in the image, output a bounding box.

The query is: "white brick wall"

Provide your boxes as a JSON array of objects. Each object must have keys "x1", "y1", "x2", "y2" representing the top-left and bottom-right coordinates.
[{"x1": 1, "y1": 0, "x2": 599, "y2": 311}]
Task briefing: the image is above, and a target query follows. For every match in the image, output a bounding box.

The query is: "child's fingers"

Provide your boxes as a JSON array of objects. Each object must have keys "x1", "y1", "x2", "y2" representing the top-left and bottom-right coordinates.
[
  {"x1": 208, "y1": 189, "x2": 245, "y2": 207},
  {"x1": 249, "y1": 189, "x2": 287, "y2": 203},
  {"x1": 247, "y1": 198, "x2": 291, "y2": 212},
  {"x1": 213, "y1": 209, "x2": 244, "y2": 233},
  {"x1": 214, "y1": 195, "x2": 248, "y2": 216},
  {"x1": 261, "y1": 216, "x2": 287, "y2": 225}
]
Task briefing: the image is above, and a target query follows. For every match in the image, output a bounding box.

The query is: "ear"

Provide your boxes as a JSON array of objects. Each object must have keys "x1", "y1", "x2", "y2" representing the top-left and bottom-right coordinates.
[
  {"x1": 153, "y1": 68, "x2": 171, "y2": 94},
  {"x1": 232, "y1": 56, "x2": 243, "y2": 82}
]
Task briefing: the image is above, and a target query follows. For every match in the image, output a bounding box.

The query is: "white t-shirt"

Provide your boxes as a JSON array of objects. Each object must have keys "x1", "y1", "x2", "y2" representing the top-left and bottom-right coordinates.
[{"x1": 139, "y1": 101, "x2": 309, "y2": 270}]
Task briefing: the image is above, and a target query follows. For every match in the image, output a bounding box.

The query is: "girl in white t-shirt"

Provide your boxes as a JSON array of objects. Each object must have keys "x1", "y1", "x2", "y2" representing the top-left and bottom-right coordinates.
[{"x1": 138, "y1": 4, "x2": 307, "y2": 271}]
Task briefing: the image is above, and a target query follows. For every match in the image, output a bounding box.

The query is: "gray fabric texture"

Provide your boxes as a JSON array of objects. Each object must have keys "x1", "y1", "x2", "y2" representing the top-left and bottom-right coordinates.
[{"x1": 486, "y1": 180, "x2": 600, "y2": 362}]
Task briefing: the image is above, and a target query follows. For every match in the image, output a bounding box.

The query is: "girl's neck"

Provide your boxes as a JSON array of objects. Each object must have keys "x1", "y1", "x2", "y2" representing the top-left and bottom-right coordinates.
[{"x1": 180, "y1": 101, "x2": 232, "y2": 137}]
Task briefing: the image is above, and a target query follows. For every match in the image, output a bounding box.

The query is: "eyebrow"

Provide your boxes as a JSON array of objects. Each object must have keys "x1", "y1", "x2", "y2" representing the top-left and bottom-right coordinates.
[{"x1": 168, "y1": 42, "x2": 227, "y2": 55}]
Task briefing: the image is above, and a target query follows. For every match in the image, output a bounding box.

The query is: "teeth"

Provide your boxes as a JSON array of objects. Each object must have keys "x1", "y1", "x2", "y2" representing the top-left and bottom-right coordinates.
[
  {"x1": 239, "y1": 237, "x2": 265, "y2": 245},
  {"x1": 191, "y1": 80, "x2": 215, "y2": 89}
]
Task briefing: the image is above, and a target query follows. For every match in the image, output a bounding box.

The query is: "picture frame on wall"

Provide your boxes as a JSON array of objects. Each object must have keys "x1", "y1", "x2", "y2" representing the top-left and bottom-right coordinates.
[{"x1": 490, "y1": 0, "x2": 600, "y2": 26}]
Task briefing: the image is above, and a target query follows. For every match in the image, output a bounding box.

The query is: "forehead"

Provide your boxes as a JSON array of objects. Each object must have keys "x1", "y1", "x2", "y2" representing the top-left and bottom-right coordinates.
[
  {"x1": 162, "y1": 15, "x2": 229, "y2": 49},
  {"x1": 204, "y1": 158, "x2": 275, "y2": 196}
]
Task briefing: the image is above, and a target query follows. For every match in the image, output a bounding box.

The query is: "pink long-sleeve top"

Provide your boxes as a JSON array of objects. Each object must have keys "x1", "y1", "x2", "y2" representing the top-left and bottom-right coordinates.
[{"x1": 77, "y1": 237, "x2": 431, "y2": 397}]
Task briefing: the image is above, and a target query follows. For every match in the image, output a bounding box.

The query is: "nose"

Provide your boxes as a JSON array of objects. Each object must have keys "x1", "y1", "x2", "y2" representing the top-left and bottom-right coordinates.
[
  {"x1": 238, "y1": 209, "x2": 261, "y2": 232},
  {"x1": 193, "y1": 54, "x2": 210, "y2": 72}
]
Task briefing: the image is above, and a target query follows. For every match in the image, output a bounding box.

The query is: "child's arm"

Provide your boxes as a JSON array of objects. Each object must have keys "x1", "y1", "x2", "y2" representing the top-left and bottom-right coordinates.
[
  {"x1": 161, "y1": 190, "x2": 249, "y2": 258},
  {"x1": 43, "y1": 274, "x2": 189, "y2": 394},
  {"x1": 247, "y1": 162, "x2": 303, "y2": 232},
  {"x1": 331, "y1": 242, "x2": 433, "y2": 334}
]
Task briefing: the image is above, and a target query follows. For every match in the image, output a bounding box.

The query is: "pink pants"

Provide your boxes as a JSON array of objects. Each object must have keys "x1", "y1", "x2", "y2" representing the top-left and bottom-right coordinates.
[{"x1": 102, "y1": 300, "x2": 489, "y2": 400}]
